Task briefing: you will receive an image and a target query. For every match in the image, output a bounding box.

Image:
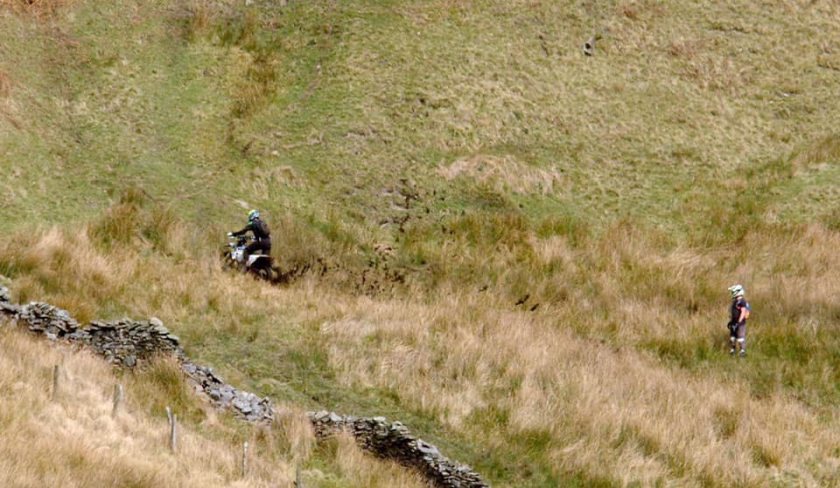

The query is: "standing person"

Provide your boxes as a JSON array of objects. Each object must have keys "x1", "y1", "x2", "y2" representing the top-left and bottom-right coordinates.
[
  {"x1": 228, "y1": 209, "x2": 272, "y2": 261},
  {"x1": 727, "y1": 284, "x2": 751, "y2": 357}
]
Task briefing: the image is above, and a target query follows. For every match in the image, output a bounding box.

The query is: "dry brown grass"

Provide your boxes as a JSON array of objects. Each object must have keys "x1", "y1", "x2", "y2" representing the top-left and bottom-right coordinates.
[
  {"x1": 3, "y1": 0, "x2": 840, "y2": 483},
  {"x1": 184, "y1": 0, "x2": 214, "y2": 38},
  {"x1": 332, "y1": 433, "x2": 430, "y2": 488},
  {"x1": 321, "y1": 287, "x2": 840, "y2": 485},
  {"x1": 0, "y1": 315, "x2": 436, "y2": 487},
  {"x1": 0, "y1": 216, "x2": 442, "y2": 486},
  {"x1": 3, "y1": 227, "x2": 130, "y2": 323},
  {"x1": 0, "y1": 0, "x2": 75, "y2": 18},
  {"x1": 0, "y1": 69, "x2": 21, "y2": 129},
  {"x1": 0, "y1": 324, "x2": 295, "y2": 487},
  {"x1": 439, "y1": 154, "x2": 565, "y2": 195},
  {"x1": 6, "y1": 205, "x2": 840, "y2": 485},
  {"x1": 317, "y1": 220, "x2": 840, "y2": 485}
]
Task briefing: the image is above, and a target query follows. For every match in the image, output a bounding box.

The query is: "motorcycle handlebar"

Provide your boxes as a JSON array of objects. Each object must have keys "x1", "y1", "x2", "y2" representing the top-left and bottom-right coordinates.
[{"x1": 228, "y1": 235, "x2": 250, "y2": 243}]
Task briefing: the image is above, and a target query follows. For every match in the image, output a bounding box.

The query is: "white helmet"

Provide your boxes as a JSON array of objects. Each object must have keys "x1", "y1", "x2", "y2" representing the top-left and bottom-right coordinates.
[{"x1": 728, "y1": 284, "x2": 744, "y2": 299}]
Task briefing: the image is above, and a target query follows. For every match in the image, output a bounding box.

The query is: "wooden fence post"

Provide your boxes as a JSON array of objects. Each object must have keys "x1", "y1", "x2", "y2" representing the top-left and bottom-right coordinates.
[
  {"x1": 112, "y1": 384, "x2": 124, "y2": 417},
  {"x1": 51, "y1": 364, "x2": 60, "y2": 401},
  {"x1": 295, "y1": 464, "x2": 304, "y2": 488},
  {"x1": 171, "y1": 413, "x2": 177, "y2": 452},
  {"x1": 166, "y1": 406, "x2": 177, "y2": 452},
  {"x1": 241, "y1": 441, "x2": 249, "y2": 478}
]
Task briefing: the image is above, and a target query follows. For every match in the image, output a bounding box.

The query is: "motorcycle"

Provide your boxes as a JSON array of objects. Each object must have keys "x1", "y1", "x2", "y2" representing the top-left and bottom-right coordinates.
[{"x1": 223, "y1": 235, "x2": 277, "y2": 281}]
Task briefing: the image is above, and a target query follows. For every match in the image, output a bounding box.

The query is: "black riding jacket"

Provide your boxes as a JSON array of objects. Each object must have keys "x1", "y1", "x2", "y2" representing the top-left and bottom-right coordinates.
[
  {"x1": 232, "y1": 217, "x2": 271, "y2": 240},
  {"x1": 730, "y1": 297, "x2": 749, "y2": 326}
]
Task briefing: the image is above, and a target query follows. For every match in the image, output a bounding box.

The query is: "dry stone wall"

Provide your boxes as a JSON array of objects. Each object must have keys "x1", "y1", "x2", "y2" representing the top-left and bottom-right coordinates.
[
  {"x1": 181, "y1": 360, "x2": 274, "y2": 423},
  {"x1": 310, "y1": 411, "x2": 489, "y2": 488},
  {"x1": 0, "y1": 285, "x2": 489, "y2": 487},
  {"x1": 15, "y1": 301, "x2": 79, "y2": 339},
  {"x1": 0, "y1": 287, "x2": 274, "y2": 423},
  {"x1": 66, "y1": 318, "x2": 182, "y2": 367}
]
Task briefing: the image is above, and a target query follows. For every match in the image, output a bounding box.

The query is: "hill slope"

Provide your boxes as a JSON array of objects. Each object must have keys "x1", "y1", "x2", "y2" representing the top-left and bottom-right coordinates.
[{"x1": 2, "y1": 0, "x2": 840, "y2": 486}]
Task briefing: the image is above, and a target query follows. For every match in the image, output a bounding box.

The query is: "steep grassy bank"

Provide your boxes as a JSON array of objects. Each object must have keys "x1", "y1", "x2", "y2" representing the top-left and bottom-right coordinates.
[
  {"x1": 3, "y1": 0, "x2": 840, "y2": 486},
  {"x1": 3, "y1": 203, "x2": 840, "y2": 485},
  {"x1": 0, "y1": 322, "x2": 427, "y2": 487}
]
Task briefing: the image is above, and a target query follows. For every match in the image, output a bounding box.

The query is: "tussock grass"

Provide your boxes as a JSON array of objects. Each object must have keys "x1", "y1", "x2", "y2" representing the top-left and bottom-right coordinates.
[
  {"x1": 5, "y1": 192, "x2": 840, "y2": 484},
  {"x1": 0, "y1": 319, "x2": 438, "y2": 487},
  {"x1": 792, "y1": 134, "x2": 840, "y2": 172},
  {"x1": 324, "y1": 433, "x2": 429, "y2": 488},
  {"x1": 0, "y1": 324, "x2": 294, "y2": 487},
  {"x1": 320, "y1": 264, "x2": 840, "y2": 485}
]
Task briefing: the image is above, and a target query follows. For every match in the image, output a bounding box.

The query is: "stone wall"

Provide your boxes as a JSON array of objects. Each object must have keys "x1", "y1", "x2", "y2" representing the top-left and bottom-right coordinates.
[
  {"x1": 0, "y1": 287, "x2": 274, "y2": 423},
  {"x1": 15, "y1": 301, "x2": 78, "y2": 339},
  {"x1": 72, "y1": 318, "x2": 182, "y2": 367},
  {"x1": 181, "y1": 360, "x2": 274, "y2": 423},
  {"x1": 310, "y1": 411, "x2": 489, "y2": 488},
  {"x1": 0, "y1": 285, "x2": 489, "y2": 487}
]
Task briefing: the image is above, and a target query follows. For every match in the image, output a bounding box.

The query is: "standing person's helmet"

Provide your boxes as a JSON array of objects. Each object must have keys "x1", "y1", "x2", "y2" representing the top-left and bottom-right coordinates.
[
  {"x1": 248, "y1": 209, "x2": 260, "y2": 222},
  {"x1": 728, "y1": 284, "x2": 745, "y2": 299}
]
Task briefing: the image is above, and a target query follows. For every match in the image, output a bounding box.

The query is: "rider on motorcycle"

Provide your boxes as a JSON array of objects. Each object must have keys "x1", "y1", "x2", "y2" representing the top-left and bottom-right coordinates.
[{"x1": 228, "y1": 209, "x2": 272, "y2": 262}]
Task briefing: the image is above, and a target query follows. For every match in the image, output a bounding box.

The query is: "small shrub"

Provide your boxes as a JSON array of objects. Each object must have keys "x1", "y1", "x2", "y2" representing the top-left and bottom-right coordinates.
[
  {"x1": 216, "y1": 10, "x2": 260, "y2": 48},
  {"x1": 91, "y1": 203, "x2": 141, "y2": 245},
  {"x1": 141, "y1": 206, "x2": 177, "y2": 252},
  {"x1": 231, "y1": 50, "x2": 279, "y2": 119},
  {"x1": 90, "y1": 187, "x2": 148, "y2": 246},
  {"x1": 713, "y1": 406, "x2": 739, "y2": 440},
  {"x1": 178, "y1": 0, "x2": 214, "y2": 41},
  {"x1": 822, "y1": 207, "x2": 840, "y2": 233},
  {"x1": 448, "y1": 211, "x2": 530, "y2": 249},
  {"x1": 751, "y1": 442, "x2": 782, "y2": 468}
]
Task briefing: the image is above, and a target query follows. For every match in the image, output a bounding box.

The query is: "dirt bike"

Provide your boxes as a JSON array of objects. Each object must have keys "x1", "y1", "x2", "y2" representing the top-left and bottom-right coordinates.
[{"x1": 223, "y1": 235, "x2": 277, "y2": 281}]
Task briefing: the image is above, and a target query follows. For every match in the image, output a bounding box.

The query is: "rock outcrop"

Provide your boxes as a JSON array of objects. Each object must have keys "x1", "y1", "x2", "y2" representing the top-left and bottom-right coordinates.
[{"x1": 0, "y1": 285, "x2": 489, "y2": 487}]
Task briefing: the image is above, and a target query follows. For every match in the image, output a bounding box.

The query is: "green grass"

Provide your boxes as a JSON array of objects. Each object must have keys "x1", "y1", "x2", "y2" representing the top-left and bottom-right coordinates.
[{"x1": 4, "y1": 0, "x2": 838, "y2": 235}]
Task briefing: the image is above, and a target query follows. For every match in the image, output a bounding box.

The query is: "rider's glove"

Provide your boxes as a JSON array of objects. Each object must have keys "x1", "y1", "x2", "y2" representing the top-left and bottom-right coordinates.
[{"x1": 227, "y1": 232, "x2": 233, "y2": 237}]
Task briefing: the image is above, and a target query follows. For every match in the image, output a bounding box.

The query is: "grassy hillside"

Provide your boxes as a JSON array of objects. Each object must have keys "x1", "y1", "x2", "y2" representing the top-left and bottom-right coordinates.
[
  {"x1": 2, "y1": 0, "x2": 840, "y2": 486},
  {"x1": 0, "y1": 322, "x2": 426, "y2": 487}
]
